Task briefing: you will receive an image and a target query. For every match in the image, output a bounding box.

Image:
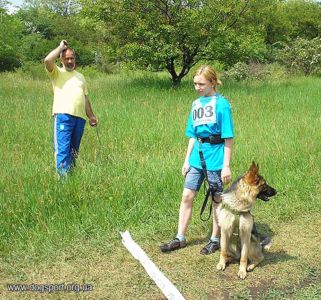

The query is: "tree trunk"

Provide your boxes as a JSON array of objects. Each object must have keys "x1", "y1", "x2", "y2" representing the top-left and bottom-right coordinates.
[{"x1": 166, "y1": 58, "x2": 181, "y2": 86}]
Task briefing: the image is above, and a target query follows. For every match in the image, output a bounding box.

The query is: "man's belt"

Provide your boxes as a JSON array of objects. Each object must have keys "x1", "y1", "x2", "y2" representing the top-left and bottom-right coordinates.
[{"x1": 197, "y1": 135, "x2": 224, "y2": 144}]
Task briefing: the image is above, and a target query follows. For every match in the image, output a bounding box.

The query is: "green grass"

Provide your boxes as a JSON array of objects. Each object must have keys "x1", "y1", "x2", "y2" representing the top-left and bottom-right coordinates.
[{"x1": 0, "y1": 71, "x2": 321, "y2": 299}]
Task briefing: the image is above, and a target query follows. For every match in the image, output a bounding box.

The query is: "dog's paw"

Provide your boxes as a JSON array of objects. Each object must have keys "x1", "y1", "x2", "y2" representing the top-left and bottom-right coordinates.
[
  {"x1": 247, "y1": 264, "x2": 256, "y2": 272},
  {"x1": 238, "y1": 269, "x2": 247, "y2": 279},
  {"x1": 216, "y1": 261, "x2": 226, "y2": 271}
]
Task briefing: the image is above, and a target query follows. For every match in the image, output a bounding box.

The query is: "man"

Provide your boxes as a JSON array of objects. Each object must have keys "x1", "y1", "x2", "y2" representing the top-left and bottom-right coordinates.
[{"x1": 44, "y1": 40, "x2": 98, "y2": 176}]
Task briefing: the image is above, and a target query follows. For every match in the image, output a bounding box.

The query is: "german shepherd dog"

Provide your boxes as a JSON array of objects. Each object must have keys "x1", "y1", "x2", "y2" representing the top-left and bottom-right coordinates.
[{"x1": 216, "y1": 162, "x2": 277, "y2": 279}]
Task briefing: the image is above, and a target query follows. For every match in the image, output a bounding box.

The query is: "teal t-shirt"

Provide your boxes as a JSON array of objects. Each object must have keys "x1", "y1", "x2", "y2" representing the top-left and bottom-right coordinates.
[{"x1": 185, "y1": 93, "x2": 234, "y2": 171}]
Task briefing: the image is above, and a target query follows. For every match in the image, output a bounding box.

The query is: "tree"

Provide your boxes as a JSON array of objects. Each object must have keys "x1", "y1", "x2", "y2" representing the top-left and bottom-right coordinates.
[
  {"x1": 0, "y1": 8, "x2": 23, "y2": 70},
  {"x1": 16, "y1": 3, "x2": 96, "y2": 66},
  {"x1": 88, "y1": 0, "x2": 265, "y2": 85},
  {"x1": 21, "y1": 0, "x2": 81, "y2": 16},
  {"x1": 264, "y1": 0, "x2": 321, "y2": 45}
]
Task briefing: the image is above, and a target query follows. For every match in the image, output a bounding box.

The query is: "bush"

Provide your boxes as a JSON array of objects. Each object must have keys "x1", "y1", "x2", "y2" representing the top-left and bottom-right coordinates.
[
  {"x1": 19, "y1": 34, "x2": 55, "y2": 63},
  {"x1": 77, "y1": 66, "x2": 104, "y2": 79},
  {"x1": 16, "y1": 61, "x2": 45, "y2": 80},
  {"x1": 277, "y1": 37, "x2": 321, "y2": 75},
  {"x1": 222, "y1": 62, "x2": 287, "y2": 82},
  {"x1": 222, "y1": 62, "x2": 250, "y2": 81},
  {"x1": 248, "y1": 62, "x2": 287, "y2": 81},
  {"x1": 0, "y1": 55, "x2": 21, "y2": 71},
  {"x1": 92, "y1": 50, "x2": 118, "y2": 74}
]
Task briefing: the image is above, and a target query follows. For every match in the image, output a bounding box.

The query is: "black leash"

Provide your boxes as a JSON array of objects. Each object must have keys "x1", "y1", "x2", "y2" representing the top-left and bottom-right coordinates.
[
  {"x1": 200, "y1": 185, "x2": 217, "y2": 221},
  {"x1": 198, "y1": 137, "x2": 221, "y2": 221}
]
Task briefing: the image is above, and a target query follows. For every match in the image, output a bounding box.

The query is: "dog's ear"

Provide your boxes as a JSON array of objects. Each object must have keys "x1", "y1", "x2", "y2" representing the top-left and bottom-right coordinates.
[
  {"x1": 244, "y1": 162, "x2": 260, "y2": 185},
  {"x1": 250, "y1": 161, "x2": 259, "y2": 171}
]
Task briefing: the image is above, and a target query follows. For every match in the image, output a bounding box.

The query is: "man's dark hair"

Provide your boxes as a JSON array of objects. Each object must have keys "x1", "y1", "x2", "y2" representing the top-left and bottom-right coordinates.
[{"x1": 61, "y1": 47, "x2": 76, "y2": 58}]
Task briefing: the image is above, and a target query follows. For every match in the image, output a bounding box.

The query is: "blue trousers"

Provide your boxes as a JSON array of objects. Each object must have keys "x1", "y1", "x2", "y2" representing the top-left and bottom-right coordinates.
[{"x1": 53, "y1": 114, "x2": 86, "y2": 176}]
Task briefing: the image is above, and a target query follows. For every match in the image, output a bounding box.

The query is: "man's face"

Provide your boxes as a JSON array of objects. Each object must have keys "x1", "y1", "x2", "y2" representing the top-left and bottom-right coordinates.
[{"x1": 61, "y1": 49, "x2": 76, "y2": 71}]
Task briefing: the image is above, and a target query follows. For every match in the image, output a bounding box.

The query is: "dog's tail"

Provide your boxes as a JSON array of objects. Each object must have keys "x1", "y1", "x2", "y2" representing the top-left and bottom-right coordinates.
[
  {"x1": 251, "y1": 233, "x2": 272, "y2": 251},
  {"x1": 261, "y1": 237, "x2": 272, "y2": 251}
]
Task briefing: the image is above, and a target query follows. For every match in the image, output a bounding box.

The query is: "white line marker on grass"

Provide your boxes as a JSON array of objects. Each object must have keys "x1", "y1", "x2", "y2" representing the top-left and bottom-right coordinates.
[{"x1": 120, "y1": 231, "x2": 185, "y2": 300}]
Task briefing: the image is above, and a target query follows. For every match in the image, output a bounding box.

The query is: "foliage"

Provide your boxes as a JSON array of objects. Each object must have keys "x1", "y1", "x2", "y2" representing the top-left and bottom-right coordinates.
[
  {"x1": 15, "y1": 61, "x2": 45, "y2": 79},
  {"x1": 0, "y1": 0, "x2": 9, "y2": 9},
  {"x1": 222, "y1": 62, "x2": 287, "y2": 82},
  {"x1": 89, "y1": 0, "x2": 268, "y2": 85},
  {"x1": 21, "y1": 0, "x2": 82, "y2": 16},
  {"x1": 77, "y1": 65, "x2": 108, "y2": 78},
  {"x1": 0, "y1": 8, "x2": 24, "y2": 70},
  {"x1": 222, "y1": 62, "x2": 250, "y2": 81},
  {"x1": 281, "y1": 0, "x2": 321, "y2": 40},
  {"x1": 263, "y1": 0, "x2": 321, "y2": 45},
  {"x1": 1, "y1": 0, "x2": 321, "y2": 84},
  {"x1": 277, "y1": 37, "x2": 321, "y2": 75},
  {"x1": 19, "y1": 33, "x2": 56, "y2": 63},
  {"x1": 209, "y1": 25, "x2": 268, "y2": 68}
]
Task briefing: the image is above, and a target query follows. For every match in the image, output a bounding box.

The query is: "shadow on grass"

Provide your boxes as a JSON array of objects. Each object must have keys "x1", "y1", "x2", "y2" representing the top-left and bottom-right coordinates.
[
  {"x1": 255, "y1": 222, "x2": 298, "y2": 266},
  {"x1": 262, "y1": 250, "x2": 297, "y2": 266},
  {"x1": 186, "y1": 222, "x2": 298, "y2": 266}
]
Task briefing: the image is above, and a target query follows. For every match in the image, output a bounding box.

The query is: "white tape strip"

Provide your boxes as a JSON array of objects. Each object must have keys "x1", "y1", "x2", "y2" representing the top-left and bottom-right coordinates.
[{"x1": 120, "y1": 231, "x2": 185, "y2": 300}]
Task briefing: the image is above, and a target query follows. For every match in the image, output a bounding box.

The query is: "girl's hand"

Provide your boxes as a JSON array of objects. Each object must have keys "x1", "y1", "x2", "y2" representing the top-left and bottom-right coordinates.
[
  {"x1": 181, "y1": 162, "x2": 190, "y2": 177},
  {"x1": 221, "y1": 166, "x2": 231, "y2": 184}
]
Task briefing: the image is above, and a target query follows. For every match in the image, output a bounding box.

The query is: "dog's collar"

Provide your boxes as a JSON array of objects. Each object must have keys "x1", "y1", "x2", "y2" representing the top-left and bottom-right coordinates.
[{"x1": 221, "y1": 203, "x2": 251, "y2": 215}]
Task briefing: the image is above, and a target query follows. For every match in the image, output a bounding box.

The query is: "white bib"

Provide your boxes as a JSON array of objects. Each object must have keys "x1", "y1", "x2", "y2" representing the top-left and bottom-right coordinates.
[{"x1": 192, "y1": 96, "x2": 216, "y2": 127}]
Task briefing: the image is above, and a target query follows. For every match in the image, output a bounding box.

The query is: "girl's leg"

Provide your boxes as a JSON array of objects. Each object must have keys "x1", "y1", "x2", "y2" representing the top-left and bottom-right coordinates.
[
  {"x1": 177, "y1": 188, "x2": 197, "y2": 236},
  {"x1": 211, "y1": 198, "x2": 221, "y2": 238}
]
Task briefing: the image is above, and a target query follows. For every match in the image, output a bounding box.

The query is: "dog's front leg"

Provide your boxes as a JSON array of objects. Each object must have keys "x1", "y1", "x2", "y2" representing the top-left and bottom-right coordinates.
[
  {"x1": 216, "y1": 230, "x2": 228, "y2": 271},
  {"x1": 238, "y1": 216, "x2": 252, "y2": 279},
  {"x1": 238, "y1": 240, "x2": 249, "y2": 279},
  {"x1": 216, "y1": 219, "x2": 234, "y2": 271}
]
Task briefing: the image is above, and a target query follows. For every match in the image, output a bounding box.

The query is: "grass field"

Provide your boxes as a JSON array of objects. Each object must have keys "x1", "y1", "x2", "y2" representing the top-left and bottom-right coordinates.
[{"x1": 0, "y1": 70, "x2": 321, "y2": 299}]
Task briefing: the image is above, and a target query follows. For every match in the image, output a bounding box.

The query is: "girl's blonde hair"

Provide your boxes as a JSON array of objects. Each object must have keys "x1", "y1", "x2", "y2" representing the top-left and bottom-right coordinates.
[{"x1": 194, "y1": 65, "x2": 222, "y2": 86}]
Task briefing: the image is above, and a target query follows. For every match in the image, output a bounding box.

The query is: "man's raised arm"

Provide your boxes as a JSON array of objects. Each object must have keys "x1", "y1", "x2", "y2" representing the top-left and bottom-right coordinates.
[{"x1": 44, "y1": 40, "x2": 67, "y2": 72}]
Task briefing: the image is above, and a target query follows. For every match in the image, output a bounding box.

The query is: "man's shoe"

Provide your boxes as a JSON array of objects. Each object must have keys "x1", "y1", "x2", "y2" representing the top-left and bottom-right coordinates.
[
  {"x1": 160, "y1": 238, "x2": 186, "y2": 253},
  {"x1": 200, "y1": 240, "x2": 220, "y2": 255}
]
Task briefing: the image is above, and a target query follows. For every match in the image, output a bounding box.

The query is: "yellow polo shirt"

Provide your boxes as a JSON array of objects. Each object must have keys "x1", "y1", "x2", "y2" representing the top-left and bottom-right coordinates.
[{"x1": 47, "y1": 65, "x2": 88, "y2": 120}]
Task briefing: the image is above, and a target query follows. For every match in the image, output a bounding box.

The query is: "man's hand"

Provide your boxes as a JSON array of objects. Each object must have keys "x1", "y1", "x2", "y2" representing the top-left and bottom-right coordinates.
[
  {"x1": 89, "y1": 116, "x2": 98, "y2": 127},
  {"x1": 45, "y1": 40, "x2": 68, "y2": 72},
  {"x1": 59, "y1": 40, "x2": 68, "y2": 51}
]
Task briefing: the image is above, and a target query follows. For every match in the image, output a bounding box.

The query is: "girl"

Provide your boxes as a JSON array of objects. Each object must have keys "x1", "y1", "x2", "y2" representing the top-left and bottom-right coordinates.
[{"x1": 161, "y1": 65, "x2": 234, "y2": 254}]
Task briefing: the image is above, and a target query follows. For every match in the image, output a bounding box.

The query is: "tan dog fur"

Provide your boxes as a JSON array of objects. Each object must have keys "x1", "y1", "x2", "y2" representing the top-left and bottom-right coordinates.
[{"x1": 216, "y1": 162, "x2": 275, "y2": 279}]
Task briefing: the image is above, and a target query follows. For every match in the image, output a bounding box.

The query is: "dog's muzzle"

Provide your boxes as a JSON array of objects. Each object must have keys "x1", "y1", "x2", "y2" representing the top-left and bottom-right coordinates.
[{"x1": 257, "y1": 184, "x2": 277, "y2": 202}]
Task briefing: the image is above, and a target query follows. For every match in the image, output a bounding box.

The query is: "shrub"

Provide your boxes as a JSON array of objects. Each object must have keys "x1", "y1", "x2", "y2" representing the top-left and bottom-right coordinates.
[
  {"x1": 16, "y1": 61, "x2": 45, "y2": 80},
  {"x1": 222, "y1": 62, "x2": 250, "y2": 81},
  {"x1": 222, "y1": 62, "x2": 287, "y2": 82},
  {"x1": 77, "y1": 66, "x2": 104, "y2": 79},
  {"x1": 277, "y1": 37, "x2": 321, "y2": 75}
]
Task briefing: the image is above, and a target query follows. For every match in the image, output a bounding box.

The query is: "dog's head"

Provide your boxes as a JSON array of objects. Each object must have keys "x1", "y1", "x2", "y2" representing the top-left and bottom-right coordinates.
[{"x1": 244, "y1": 162, "x2": 277, "y2": 202}]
